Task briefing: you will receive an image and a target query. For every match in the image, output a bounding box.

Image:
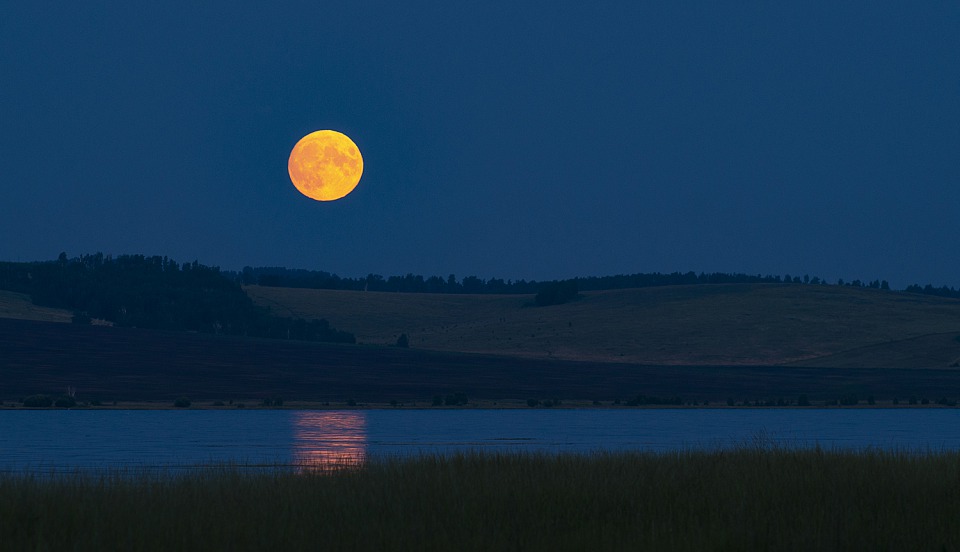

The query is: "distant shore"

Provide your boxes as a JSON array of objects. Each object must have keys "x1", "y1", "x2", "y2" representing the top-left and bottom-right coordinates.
[
  {"x1": 6, "y1": 318, "x2": 960, "y2": 407},
  {"x1": 2, "y1": 399, "x2": 957, "y2": 410}
]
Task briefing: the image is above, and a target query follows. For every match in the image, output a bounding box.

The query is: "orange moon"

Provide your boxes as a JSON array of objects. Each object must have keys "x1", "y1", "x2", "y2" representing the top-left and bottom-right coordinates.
[{"x1": 288, "y1": 130, "x2": 363, "y2": 201}]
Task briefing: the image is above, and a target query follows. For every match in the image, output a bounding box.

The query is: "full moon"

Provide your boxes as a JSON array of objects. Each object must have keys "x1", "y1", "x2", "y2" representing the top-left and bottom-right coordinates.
[{"x1": 288, "y1": 130, "x2": 363, "y2": 201}]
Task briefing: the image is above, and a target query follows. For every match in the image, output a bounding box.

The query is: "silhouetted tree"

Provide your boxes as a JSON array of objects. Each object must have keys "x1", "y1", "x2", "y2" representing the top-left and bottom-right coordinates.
[
  {"x1": 55, "y1": 396, "x2": 76, "y2": 408},
  {"x1": 22, "y1": 395, "x2": 53, "y2": 407},
  {"x1": 444, "y1": 393, "x2": 468, "y2": 406},
  {"x1": 5, "y1": 253, "x2": 355, "y2": 344},
  {"x1": 534, "y1": 280, "x2": 579, "y2": 306}
]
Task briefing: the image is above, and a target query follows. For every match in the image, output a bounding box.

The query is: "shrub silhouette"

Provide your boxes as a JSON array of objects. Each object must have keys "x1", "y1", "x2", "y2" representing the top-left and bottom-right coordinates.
[
  {"x1": 534, "y1": 281, "x2": 580, "y2": 307},
  {"x1": 628, "y1": 395, "x2": 682, "y2": 406},
  {"x1": 444, "y1": 393, "x2": 468, "y2": 406},
  {"x1": 174, "y1": 396, "x2": 191, "y2": 408},
  {"x1": 54, "y1": 396, "x2": 76, "y2": 408},
  {"x1": 395, "y1": 334, "x2": 409, "y2": 348},
  {"x1": 22, "y1": 395, "x2": 53, "y2": 407}
]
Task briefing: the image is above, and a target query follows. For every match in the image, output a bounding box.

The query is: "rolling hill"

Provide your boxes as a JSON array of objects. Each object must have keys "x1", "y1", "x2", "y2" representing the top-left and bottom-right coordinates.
[
  {"x1": 0, "y1": 290, "x2": 72, "y2": 323},
  {"x1": 5, "y1": 282, "x2": 960, "y2": 402},
  {"x1": 244, "y1": 283, "x2": 960, "y2": 368},
  {"x1": 2, "y1": 317, "x2": 958, "y2": 403},
  {"x1": 7, "y1": 280, "x2": 960, "y2": 369}
]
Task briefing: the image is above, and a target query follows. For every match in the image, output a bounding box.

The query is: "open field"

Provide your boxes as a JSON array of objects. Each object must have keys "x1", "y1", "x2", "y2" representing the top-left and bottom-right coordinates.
[
  {"x1": 6, "y1": 283, "x2": 960, "y2": 403},
  {"x1": 8, "y1": 283, "x2": 960, "y2": 369},
  {"x1": 786, "y1": 332, "x2": 960, "y2": 369},
  {"x1": 245, "y1": 284, "x2": 960, "y2": 367},
  {"x1": 3, "y1": 318, "x2": 960, "y2": 404},
  {"x1": 0, "y1": 290, "x2": 72, "y2": 323},
  {"x1": 2, "y1": 448, "x2": 958, "y2": 551}
]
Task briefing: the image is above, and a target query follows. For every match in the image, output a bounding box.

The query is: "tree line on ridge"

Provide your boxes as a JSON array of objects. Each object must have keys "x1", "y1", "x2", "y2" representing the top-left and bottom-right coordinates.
[
  {"x1": 2, "y1": 253, "x2": 959, "y2": 337},
  {"x1": 238, "y1": 266, "x2": 910, "y2": 297},
  {"x1": 0, "y1": 253, "x2": 355, "y2": 343}
]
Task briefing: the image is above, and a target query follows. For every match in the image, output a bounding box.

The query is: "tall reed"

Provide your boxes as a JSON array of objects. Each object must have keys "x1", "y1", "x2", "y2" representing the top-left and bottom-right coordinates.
[{"x1": 2, "y1": 447, "x2": 958, "y2": 551}]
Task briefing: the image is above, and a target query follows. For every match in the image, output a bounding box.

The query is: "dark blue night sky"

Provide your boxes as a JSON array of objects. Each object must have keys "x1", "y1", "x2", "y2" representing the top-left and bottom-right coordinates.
[{"x1": 2, "y1": 2, "x2": 958, "y2": 287}]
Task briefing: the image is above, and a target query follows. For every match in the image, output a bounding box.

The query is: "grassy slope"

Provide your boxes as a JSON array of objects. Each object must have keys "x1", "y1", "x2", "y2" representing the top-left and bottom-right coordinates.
[
  {"x1": 245, "y1": 284, "x2": 960, "y2": 367},
  {"x1": 0, "y1": 290, "x2": 72, "y2": 323},
  {"x1": 6, "y1": 317, "x2": 959, "y2": 402}
]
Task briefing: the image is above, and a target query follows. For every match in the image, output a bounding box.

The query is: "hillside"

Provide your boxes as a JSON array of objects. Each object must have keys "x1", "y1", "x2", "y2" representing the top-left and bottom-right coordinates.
[
  {"x1": 7, "y1": 280, "x2": 960, "y2": 369},
  {"x1": 244, "y1": 284, "x2": 960, "y2": 368},
  {"x1": 2, "y1": 318, "x2": 958, "y2": 403},
  {"x1": 0, "y1": 290, "x2": 72, "y2": 323}
]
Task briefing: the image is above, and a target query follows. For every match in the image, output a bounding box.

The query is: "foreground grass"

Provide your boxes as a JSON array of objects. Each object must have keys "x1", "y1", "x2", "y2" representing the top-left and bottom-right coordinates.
[{"x1": 2, "y1": 448, "x2": 959, "y2": 551}]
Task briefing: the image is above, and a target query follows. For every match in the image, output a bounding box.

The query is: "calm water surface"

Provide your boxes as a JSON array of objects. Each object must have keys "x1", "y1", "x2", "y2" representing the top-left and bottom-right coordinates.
[{"x1": 1, "y1": 408, "x2": 958, "y2": 471}]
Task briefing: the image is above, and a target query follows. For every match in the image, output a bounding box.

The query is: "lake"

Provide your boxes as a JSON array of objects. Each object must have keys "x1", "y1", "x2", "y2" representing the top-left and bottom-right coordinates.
[{"x1": 2, "y1": 408, "x2": 958, "y2": 472}]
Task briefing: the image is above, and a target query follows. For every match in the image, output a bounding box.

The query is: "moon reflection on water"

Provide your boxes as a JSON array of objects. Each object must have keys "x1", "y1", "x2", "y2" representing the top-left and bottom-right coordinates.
[{"x1": 292, "y1": 411, "x2": 368, "y2": 470}]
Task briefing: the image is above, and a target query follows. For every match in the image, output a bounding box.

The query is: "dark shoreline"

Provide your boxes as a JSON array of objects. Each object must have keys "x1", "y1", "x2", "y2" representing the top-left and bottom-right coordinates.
[
  {"x1": 3, "y1": 401, "x2": 958, "y2": 411},
  {"x1": 4, "y1": 317, "x2": 960, "y2": 405}
]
